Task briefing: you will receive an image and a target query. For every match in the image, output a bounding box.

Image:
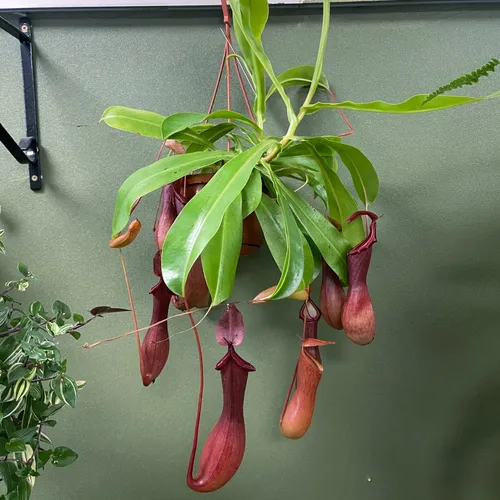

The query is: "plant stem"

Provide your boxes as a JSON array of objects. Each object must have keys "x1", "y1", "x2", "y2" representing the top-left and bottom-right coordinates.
[
  {"x1": 31, "y1": 376, "x2": 57, "y2": 383},
  {"x1": 119, "y1": 249, "x2": 143, "y2": 374},
  {"x1": 263, "y1": 0, "x2": 331, "y2": 163},
  {"x1": 296, "y1": 0, "x2": 331, "y2": 125}
]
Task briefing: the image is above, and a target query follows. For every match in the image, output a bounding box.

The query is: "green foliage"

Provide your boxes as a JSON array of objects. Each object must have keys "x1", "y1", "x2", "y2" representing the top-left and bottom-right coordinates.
[
  {"x1": 161, "y1": 140, "x2": 275, "y2": 296},
  {"x1": 102, "y1": 0, "x2": 500, "y2": 305},
  {"x1": 0, "y1": 236, "x2": 125, "y2": 498},
  {"x1": 266, "y1": 65, "x2": 329, "y2": 100},
  {"x1": 302, "y1": 90, "x2": 500, "y2": 115},
  {"x1": 201, "y1": 194, "x2": 243, "y2": 305},
  {"x1": 423, "y1": 57, "x2": 500, "y2": 104}
]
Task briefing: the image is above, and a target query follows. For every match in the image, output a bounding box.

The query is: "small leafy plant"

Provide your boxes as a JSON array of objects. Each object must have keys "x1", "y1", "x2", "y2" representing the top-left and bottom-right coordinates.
[
  {"x1": 99, "y1": 0, "x2": 500, "y2": 492},
  {"x1": 0, "y1": 226, "x2": 126, "y2": 499}
]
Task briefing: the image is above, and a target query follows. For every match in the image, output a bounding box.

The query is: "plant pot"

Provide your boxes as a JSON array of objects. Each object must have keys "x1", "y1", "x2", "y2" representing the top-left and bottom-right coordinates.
[
  {"x1": 241, "y1": 213, "x2": 263, "y2": 256},
  {"x1": 174, "y1": 174, "x2": 263, "y2": 256}
]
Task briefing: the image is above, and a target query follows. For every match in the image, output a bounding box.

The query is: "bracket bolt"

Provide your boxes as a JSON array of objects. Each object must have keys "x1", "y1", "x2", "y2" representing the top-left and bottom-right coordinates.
[
  {"x1": 31, "y1": 175, "x2": 38, "y2": 182},
  {"x1": 21, "y1": 24, "x2": 28, "y2": 32}
]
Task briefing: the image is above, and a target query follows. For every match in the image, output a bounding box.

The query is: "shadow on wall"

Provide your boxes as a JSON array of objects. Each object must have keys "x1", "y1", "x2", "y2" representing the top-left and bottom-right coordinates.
[{"x1": 433, "y1": 367, "x2": 500, "y2": 500}]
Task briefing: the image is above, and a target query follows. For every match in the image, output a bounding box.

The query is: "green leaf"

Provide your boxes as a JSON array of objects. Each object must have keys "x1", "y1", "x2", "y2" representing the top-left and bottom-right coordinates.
[
  {"x1": 241, "y1": 170, "x2": 262, "y2": 218},
  {"x1": 0, "y1": 437, "x2": 7, "y2": 456},
  {"x1": 17, "y1": 264, "x2": 29, "y2": 278},
  {"x1": 52, "y1": 376, "x2": 77, "y2": 409},
  {"x1": 5, "y1": 439, "x2": 26, "y2": 453},
  {"x1": 2, "y1": 418, "x2": 16, "y2": 438},
  {"x1": 279, "y1": 181, "x2": 350, "y2": 284},
  {"x1": 161, "y1": 112, "x2": 205, "y2": 139},
  {"x1": 52, "y1": 300, "x2": 71, "y2": 320},
  {"x1": 7, "y1": 479, "x2": 31, "y2": 500},
  {"x1": 46, "y1": 322, "x2": 60, "y2": 336},
  {"x1": 230, "y1": 0, "x2": 295, "y2": 125},
  {"x1": 185, "y1": 123, "x2": 237, "y2": 154},
  {"x1": 39, "y1": 432, "x2": 52, "y2": 446},
  {"x1": 12, "y1": 427, "x2": 37, "y2": 444},
  {"x1": 28, "y1": 302, "x2": 43, "y2": 316},
  {"x1": 302, "y1": 90, "x2": 500, "y2": 114},
  {"x1": 205, "y1": 110, "x2": 263, "y2": 136},
  {"x1": 241, "y1": 0, "x2": 268, "y2": 39},
  {"x1": 162, "y1": 140, "x2": 275, "y2": 296},
  {"x1": 201, "y1": 194, "x2": 243, "y2": 305},
  {"x1": 233, "y1": 0, "x2": 269, "y2": 124},
  {"x1": 28, "y1": 384, "x2": 43, "y2": 401},
  {"x1": 12, "y1": 380, "x2": 30, "y2": 402},
  {"x1": 5, "y1": 280, "x2": 29, "y2": 292},
  {"x1": 281, "y1": 139, "x2": 338, "y2": 158},
  {"x1": 0, "y1": 338, "x2": 22, "y2": 364},
  {"x1": 169, "y1": 128, "x2": 216, "y2": 150},
  {"x1": 51, "y1": 446, "x2": 78, "y2": 468},
  {"x1": 255, "y1": 194, "x2": 287, "y2": 271},
  {"x1": 39, "y1": 403, "x2": 64, "y2": 420},
  {"x1": 100, "y1": 106, "x2": 166, "y2": 139},
  {"x1": 69, "y1": 331, "x2": 81, "y2": 341},
  {"x1": 256, "y1": 180, "x2": 309, "y2": 298},
  {"x1": 111, "y1": 151, "x2": 232, "y2": 236},
  {"x1": 72, "y1": 313, "x2": 84, "y2": 323},
  {"x1": 266, "y1": 181, "x2": 304, "y2": 300},
  {"x1": 299, "y1": 233, "x2": 315, "y2": 290},
  {"x1": 266, "y1": 65, "x2": 329, "y2": 100},
  {"x1": 7, "y1": 365, "x2": 30, "y2": 384},
  {"x1": 304, "y1": 144, "x2": 364, "y2": 246},
  {"x1": 37, "y1": 449, "x2": 53, "y2": 468},
  {"x1": 329, "y1": 142, "x2": 379, "y2": 205},
  {"x1": 0, "y1": 307, "x2": 9, "y2": 327}
]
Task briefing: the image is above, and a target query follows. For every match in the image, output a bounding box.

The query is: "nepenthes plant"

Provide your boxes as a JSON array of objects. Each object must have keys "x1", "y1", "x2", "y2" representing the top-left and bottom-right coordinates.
[{"x1": 99, "y1": 0, "x2": 500, "y2": 492}]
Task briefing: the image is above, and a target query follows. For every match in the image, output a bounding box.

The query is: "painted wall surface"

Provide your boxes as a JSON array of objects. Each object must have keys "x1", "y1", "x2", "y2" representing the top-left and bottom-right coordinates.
[{"x1": 1, "y1": 7, "x2": 500, "y2": 500}]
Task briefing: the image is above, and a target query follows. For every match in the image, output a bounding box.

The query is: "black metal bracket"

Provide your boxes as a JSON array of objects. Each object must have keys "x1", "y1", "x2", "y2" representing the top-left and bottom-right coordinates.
[{"x1": 0, "y1": 17, "x2": 41, "y2": 191}]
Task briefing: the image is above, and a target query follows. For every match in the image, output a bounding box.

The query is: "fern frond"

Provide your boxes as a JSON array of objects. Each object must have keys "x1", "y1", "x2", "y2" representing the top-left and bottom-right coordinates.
[{"x1": 422, "y1": 57, "x2": 500, "y2": 105}]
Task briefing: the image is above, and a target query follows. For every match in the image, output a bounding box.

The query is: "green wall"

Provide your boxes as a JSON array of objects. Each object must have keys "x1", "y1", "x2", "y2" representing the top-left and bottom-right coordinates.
[{"x1": 1, "y1": 7, "x2": 500, "y2": 500}]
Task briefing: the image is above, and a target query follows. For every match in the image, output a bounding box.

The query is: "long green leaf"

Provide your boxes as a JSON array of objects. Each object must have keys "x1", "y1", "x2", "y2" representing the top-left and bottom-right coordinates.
[
  {"x1": 302, "y1": 90, "x2": 500, "y2": 114},
  {"x1": 241, "y1": 0, "x2": 268, "y2": 39},
  {"x1": 257, "y1": 177, "x2": 305, "y2": 301},
  {"x1": 112, "y1": 151, "x2": 232, "y2": 236},
  {"x1": 269, "y1": 196, "x2": 304, "y2": 300},
  {"x1": 201, "y1": 194, "x2": 243, "y2": 305},
  {"x1": 279, "y1": 180, "x2": 350, "y2": 284},
  {"x1": 266, "y1": 65, "x2": 329, "y2": 100},
  {"x1": 255, "y1": 194, "x2": 286, "y2": 271},
  {"x1": 205, "y1": 110, "x2": 263, "y2": 136},
  {"x1": 185, "y1": 123, "x2": 237, "y2": 153},
  {"x1": 161, "y1": 112, "x2": 206, "y2": 139},
  {"x1": 329, "y1": 142, "x2": 379, "y2": 205},
  {"x1": 241, "y1": 170, "x2": 262, "y2": 218},
  {"x1": 100, "y1": 106, "x2": 166, "y2": 139},
  {"x1": 281, "y1": 139, "x2": 337, "y2": 158},
  {"x1": 241, "y1": 0, "x2": 268, "y2": 125},
  {"x1": 162, "y1": 140, "x2": 276, "y2": 296},
  {"x1": 300, "y1": 233, "x2": 315, "y2": 290},
  {"x1": 169, "y1": 127, "x2": 216, "y2": 149},
  {"x1": 272, "y1": 156, "x2": 333, "y2": 175},
  {"x1": 254, "y1": 181, "x2": 316, "y2": 288},
  {"x1": 306, "y1": 144, "x2": 364, "y2": 246},
  {"x1": 230, "y1": 0, "x2": 296, "y2": 125}
]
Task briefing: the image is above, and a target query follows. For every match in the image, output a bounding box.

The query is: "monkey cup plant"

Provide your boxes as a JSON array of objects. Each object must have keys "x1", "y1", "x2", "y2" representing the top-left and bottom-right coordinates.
[
  {"x1": 101, "y1": 0, "x2": 500, "y2": 492},
  {"x1": 0, "y1": 225, "x2": 126, "y2": 499}
]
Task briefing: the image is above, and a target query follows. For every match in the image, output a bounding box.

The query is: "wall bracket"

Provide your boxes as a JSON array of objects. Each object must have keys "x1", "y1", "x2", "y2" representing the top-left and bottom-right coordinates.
[{"x1": 0, "y1": 17, "x2": 41, "y2": 191}]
